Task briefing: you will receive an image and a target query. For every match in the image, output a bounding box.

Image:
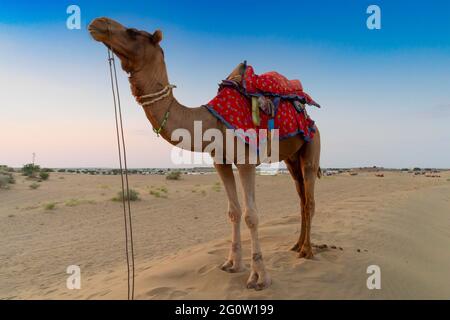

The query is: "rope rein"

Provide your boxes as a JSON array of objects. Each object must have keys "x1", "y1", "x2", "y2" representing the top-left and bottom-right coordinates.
[
  {"x1": 107, "y1": 48, "x2": 135, "y2": 300},
  {"x1": 137, "y1": 84, "x2": 176, "y2": 136}
]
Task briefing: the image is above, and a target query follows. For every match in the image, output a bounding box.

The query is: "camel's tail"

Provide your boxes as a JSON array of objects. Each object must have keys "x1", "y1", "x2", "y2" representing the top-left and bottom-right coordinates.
[{"x1": 317, "y1": 167, "x2": 322, "y2": 179}]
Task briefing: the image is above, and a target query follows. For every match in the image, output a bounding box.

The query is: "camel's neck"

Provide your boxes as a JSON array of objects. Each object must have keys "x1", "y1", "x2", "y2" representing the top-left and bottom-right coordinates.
[{"x1": 129, "y1": 61, "x2": 218, "y2": 150}]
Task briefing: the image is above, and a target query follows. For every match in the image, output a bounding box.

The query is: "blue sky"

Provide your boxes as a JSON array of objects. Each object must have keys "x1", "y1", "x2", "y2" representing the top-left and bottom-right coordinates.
[{"x1": 0, "y1": 0, "x2": 449, "y2": 168}]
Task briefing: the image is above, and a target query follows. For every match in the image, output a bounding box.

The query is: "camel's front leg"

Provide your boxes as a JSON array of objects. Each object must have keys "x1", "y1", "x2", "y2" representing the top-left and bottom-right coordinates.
[
  {"x1": 237, "y1": 164, "x2": 271, "y2": 290},
  {"x1": 214, "y1": 163, "x2": 243, "y2": 273}
]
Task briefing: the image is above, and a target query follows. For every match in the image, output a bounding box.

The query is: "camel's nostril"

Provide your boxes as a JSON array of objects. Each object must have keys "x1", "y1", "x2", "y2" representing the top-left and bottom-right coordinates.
[{"x1": 89, "y1": 17, "x2": 107, "y2": 29}]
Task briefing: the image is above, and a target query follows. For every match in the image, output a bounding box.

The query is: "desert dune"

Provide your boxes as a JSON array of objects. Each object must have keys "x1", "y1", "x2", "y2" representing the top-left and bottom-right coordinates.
[{"x1": 1, "y1": 170, "x2": 449, "y2": 299}]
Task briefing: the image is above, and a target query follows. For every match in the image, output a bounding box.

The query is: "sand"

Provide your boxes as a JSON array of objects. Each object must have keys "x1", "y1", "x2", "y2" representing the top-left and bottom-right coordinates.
[{"x1": 1, "y1": 170, "x2": 449, "y2": 299}]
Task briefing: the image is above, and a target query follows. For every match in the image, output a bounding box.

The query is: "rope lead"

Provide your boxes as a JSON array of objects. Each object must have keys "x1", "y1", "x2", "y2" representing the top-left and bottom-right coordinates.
[{"x1": 107, "y1": 48, "x2": 135, "y2": 300}]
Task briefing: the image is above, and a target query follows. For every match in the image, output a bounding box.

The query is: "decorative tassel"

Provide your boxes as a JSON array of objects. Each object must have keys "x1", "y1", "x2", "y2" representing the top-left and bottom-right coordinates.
[{"x1": 251, "y1": 96, "x2": 260, "y2": 126}]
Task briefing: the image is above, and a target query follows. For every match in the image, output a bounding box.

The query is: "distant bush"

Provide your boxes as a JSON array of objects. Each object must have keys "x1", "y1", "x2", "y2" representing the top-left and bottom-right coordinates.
[
  {"x1": 0, "y1": 169, "x2": 16, "y2": 189},
  {"x1": 39, "y1": 172, "x2": 50, "y2": 180},
  {"x1": 166, "y1": 170, "x2": 181, "y2": 180},
  {"x1": 0, "y1": 165, "x2": 15, "y2": 172},
  {"x1": 44, "y1": 202, "x2": 56, "y2": 210},
  {"x1": 65, "y1": 199, "x2": 80, "y2": 207},
  {"x1": 29, "y1": 182, "x2": 40, "y2": 189},
  {"x1": 8, "y1": 174, "x2": 15, "y2": 184},
  {"x1": 150, "y1": 190, "x2": 161, "y2": 198},
  {"x1": 22, "y1": 163, "x2": 40, "y2": 177},
  {"x1": 112, "y1": 189, "x2": 140, "y2": 202},
  {"x1": 0, "y1": 175, "x2": 10, "y2": 189},
  {"x1": 149, "y1": 188, "x2": 168, "y2": 198},
  {"x1": 42, "y1": 168, "x2": 54, "y2": 173}
]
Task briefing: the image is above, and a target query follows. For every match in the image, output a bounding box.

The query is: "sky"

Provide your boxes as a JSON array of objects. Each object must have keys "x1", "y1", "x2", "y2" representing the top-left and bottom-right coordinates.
[{"x1": 0, "y1": 0, "x2": 449, "y2": 168}]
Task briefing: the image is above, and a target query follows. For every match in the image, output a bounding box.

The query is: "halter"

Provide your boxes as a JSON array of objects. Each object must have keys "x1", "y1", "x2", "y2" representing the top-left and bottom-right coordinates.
[
  {"x1": 137, "y1": 84, "x2": 176, "y2": 136},
  {"x1": 138, "y1": 84, "x2": 176, "y2": 106}
]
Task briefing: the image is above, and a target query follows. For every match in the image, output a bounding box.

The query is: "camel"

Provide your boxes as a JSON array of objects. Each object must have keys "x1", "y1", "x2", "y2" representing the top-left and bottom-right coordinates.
[{"x1": 88, "y1": 17, "x2": 321, "y2": 290}]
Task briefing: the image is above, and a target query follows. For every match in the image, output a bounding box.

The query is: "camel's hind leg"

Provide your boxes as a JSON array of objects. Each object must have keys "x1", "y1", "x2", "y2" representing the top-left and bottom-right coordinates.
[
  {"x1": 214, "y1": 163, "x2": 244, "y2": 273},
  {"x1": 285, "y1": 129, "x2": 321, "y2": 259},
  {"x1": 284, "y1": 152, "x2": 306, "y2": 252}
]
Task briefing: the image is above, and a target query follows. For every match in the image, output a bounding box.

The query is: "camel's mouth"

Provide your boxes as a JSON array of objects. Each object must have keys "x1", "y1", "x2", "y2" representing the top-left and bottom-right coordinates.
[
  {"x1": 88, "y1": 17, "x2": 132, "y2": 61},
  {"x1": 88, "y1": 18, "x2": 110, "y2": 42},
  {"x1": 88, "y1": 26, "x2": 107, "y2": 42}
]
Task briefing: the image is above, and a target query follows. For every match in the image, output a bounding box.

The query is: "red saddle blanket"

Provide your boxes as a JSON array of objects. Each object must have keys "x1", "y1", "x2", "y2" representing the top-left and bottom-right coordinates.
[{"x1": 204, "y1": 64, "x2": 319, "y2": 145}]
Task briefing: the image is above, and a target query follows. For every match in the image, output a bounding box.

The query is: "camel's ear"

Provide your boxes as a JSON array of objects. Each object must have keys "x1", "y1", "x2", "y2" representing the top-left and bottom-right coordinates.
[{"x1": 152, "y1": 30, "x2": 163, "y2": 44}]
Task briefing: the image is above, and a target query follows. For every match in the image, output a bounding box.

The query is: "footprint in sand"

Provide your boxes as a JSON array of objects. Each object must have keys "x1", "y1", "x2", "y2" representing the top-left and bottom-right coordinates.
[
  {"x1": 312, "y1": 243, "x2": 344, "y2": 253},
  {"x1": 197, "y1": 264, "x2": 218, "y2": 275},
  {"x1": 146, "y1": 286, "x2": 187, "y2": 299},
  {"x1": 207, "y1": 248, "x2": 228, "y2": 256}
]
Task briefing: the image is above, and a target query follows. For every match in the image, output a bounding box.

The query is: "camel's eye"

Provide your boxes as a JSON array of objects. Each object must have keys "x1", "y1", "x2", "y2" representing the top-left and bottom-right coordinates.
[{"x1": 126, "y1": 28, "x2": 138, "y2": 39}]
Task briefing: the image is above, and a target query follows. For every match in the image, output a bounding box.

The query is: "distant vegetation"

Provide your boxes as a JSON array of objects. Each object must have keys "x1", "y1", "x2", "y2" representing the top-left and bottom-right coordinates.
[
  {"x1": 166, "y1": 170, "x2": 182, "y2": 180},
  {"x1": 0, "y1": 175, "x2": 12, "y2": 189},
  {"x1": 43, "y1": 202, "x2": 57, "y2": 210},
  {"x1": 112, "y1": 189, "x2": 140, "y2": 202},
  {"x1": 21, "y1": 163, "x2": 51, "y2": 182},
  {"x1": 0, "y1": 166, "x2": 15, "y2": 190},
  {"x1": 0, "y1": 165, "x2": 14, "y2": 172},
  {"x1": 18, "y1": 166, "x2": 226, "y2": 176},
  {"x1": 22, "y1": 163, "x2": 40, "y2": 178},
  {"x1": 39, "y1": 172, "x2": 49, "y2": 181},
  {"x1": 65, "y1": 199, "x2": 80, "y2": 207},
  {"x1": 149, "y1": 186, "x2": 168, "y2": 198},
  {"x1": 29, "y1": 182, "x2": 40, "y2": 190}
]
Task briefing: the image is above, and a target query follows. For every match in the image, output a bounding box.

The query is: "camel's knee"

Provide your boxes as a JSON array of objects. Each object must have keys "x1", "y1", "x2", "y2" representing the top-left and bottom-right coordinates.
[
  {"x1": 228, "y1": 209, "x2": 242, "y2": 223},
  {"x1": 302, "y1": 162, "x2": 318, "y2": 177},
  {"x1": 244, "y1": 209, "x2": 259, "y2": 229}
]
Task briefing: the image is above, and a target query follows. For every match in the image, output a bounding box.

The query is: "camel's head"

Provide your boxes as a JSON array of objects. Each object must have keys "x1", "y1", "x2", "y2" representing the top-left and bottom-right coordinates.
[{"x1": 88, "y1": 17, "x2": 163, "y2": 74}]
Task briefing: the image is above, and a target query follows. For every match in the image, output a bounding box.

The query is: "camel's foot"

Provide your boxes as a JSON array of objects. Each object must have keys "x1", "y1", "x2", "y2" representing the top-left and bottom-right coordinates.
[
  {"x1": 298, "y1": 244, "x2": 314, "y2": 259},
  {"x1": 220, "y1": 259, "x2": 243, "y2": 273},
  {"x1": 246, "y1": 270, "x2": 271, "y2": 291},
  {"x1": 290, "y1": 241, "x2": 302, "y2": 252}
]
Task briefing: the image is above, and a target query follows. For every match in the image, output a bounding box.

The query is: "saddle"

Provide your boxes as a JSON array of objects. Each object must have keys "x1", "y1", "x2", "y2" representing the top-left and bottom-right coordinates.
[{"x1": 204, "y1": 61, "x2": 319, "y2": 146}]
